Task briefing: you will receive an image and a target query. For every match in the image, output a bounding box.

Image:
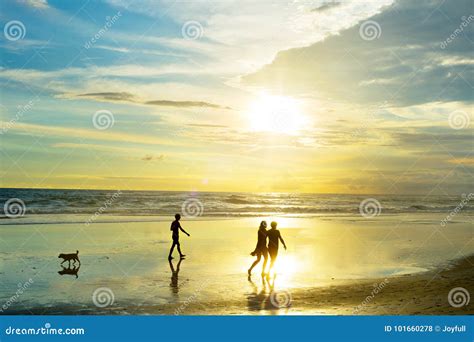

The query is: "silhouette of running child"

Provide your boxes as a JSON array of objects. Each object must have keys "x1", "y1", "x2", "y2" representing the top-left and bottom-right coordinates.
[{"x1": 168, "y1": 213, "x2": 190, "y2": 260}]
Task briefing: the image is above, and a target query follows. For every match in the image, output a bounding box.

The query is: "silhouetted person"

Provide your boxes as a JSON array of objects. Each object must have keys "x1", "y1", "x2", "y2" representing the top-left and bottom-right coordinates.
[
  {"x1": 168, "y1": 213, "x2": 190, "y2": 260},
  {"x1": 248, "y1": 221, "x2": 268, "y2": 276},
  {"x1": 267, "y1": 221, "x2": 286, "y2": 274}
]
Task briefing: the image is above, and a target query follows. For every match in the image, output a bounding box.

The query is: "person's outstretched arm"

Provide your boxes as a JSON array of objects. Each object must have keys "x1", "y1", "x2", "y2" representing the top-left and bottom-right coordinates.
[
  {"x1": 179, "y1": 223, "x2": 190, "y2": 236},
  {"x1": 279, "y1": 232, "x2": 287, "y2": 250}
]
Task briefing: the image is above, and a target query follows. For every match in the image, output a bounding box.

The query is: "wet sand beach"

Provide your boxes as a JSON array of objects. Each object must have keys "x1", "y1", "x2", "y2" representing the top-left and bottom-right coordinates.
[{"x1": 0, "y1": 214, "x2": 472, "y2": 315}]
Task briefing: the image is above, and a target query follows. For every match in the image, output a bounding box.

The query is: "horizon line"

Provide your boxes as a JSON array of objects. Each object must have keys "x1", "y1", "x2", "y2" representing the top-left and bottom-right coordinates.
[{"x1": 0, "y1": 186, "x2": 462, "y2": 197}]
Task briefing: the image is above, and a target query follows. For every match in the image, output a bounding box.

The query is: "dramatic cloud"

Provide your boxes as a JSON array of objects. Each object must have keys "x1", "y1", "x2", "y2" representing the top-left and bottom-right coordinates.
[
  {"x1": 145, "y1": 100, "x2": 230, "y2": 109},
  {"x1": 244, "y1": 0, "x2": 474, "y2": 106},
  {"x1": 77, "y1": 92, "x2": 136, "y2": 102},
  {"x1": 312, "y1": 1, "x2": 342, "y2": 12},
  {"x1": 75, "y1": 92, "x2": 231, "y2": 109},
  {"x1": 0, "y1": 0, "x2": 471, "y2": 193}
]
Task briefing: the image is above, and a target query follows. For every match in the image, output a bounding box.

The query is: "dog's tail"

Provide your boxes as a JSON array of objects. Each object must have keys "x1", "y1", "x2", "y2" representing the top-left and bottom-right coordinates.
[{"x1": 76, "y1": 250, "x2": 79, "y2": 255}]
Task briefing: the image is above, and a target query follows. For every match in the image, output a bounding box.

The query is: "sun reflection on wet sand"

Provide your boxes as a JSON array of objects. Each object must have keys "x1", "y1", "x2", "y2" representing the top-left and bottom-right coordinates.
[{"x1": 0, "y1": 215, "x2": 472, "y2": 314}]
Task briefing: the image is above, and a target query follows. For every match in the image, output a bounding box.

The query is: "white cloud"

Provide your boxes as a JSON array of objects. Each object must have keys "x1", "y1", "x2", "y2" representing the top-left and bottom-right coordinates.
[
  {"x1": 107, "y1": 0, "x2": 393, "y2": 74},
  {"x1": 18, "y1": 0, "x2": 48, "y2": 9},
  {"x1": 1, "y1": 121, "x2": 186, "y2": 146}
]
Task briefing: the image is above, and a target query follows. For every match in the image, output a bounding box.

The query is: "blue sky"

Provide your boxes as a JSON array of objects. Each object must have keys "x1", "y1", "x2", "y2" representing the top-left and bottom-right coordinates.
[{"x1": 0, "y1": 0, "x2": 472, "y2": 194}]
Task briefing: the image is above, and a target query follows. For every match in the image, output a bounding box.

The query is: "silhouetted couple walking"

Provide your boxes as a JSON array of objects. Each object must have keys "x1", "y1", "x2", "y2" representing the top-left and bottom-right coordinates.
[
  {"x1": 248, "y1": 221, "x2": 286, "y2": 276},
  {"x1": 167, "y1": 215, "x2": 286, "y2": 276}
]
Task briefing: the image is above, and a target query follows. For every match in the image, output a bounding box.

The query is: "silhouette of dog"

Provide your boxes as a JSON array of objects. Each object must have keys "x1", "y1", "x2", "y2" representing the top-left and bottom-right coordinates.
[
  {"x1": 58, "y1": 250, "x2": 80, "y2": 265},
  {"x1": 58, "y1": 264, "x2": 80, "y2": 279}
]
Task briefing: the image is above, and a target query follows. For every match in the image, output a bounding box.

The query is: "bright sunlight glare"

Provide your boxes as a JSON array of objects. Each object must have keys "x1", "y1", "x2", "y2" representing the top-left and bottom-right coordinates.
[{"x1": 247, "y1": 94, "x2": 307, "y2": 135}]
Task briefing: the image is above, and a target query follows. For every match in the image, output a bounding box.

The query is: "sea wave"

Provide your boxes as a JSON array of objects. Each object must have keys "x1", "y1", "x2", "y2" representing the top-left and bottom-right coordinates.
[{"x1": 0, "y1": 188, "x2": 472, "y2": 220}]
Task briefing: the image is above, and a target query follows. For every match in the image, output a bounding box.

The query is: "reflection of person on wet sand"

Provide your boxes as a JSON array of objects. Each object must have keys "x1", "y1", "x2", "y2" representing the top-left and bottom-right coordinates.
[
  {"x1": 169, "y1": 258, "x2": 183, "y2": 293},
  {"x1": 247, "y1": 274, "x2": 282, "y2": 312},
  {"x1": 168, "y1": 213, "x2": 190, "y2": 260},
  {"x1": 248, "y1": 221, "x2": 268, "y2": 276},
  {"x1": 267, "y1": 221, "x2": 287, "y2": 275},
  {"x1": 246, "y1": 275, "x2": 268, "y2": 311}
]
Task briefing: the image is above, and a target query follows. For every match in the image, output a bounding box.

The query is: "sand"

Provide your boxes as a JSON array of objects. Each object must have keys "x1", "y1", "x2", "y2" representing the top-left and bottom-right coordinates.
[{"x1": 0, "y1": 214, "x2": 472, "y2": 315}]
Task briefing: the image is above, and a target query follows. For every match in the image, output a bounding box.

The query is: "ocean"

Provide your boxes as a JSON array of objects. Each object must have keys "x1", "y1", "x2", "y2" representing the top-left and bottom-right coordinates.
[
  {"x1": 0, "y1": 188, "x2": 472, "y2": 315},
  {"x1": 1, "y1": 188, "x2": 472, "y2": 222}
]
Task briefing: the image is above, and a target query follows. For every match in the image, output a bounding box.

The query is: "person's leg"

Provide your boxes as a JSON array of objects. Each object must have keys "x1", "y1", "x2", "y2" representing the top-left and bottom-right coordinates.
[
  {"x1": 271, "y1": 250, "x2": 280, "y2": 275},
  {"x1": 168, "y1": 242, "x2": 176, "y2": 259},
  {"x1": 268, "y1": 250, "x2": 277, "y2": 274},
  {"x1": 248, "y1": 255, "x2": 261, "y2": 274},
  {"x1": 269, "y1": 257, "x2": 275, "y2": 272},
  {"x1": 177, "y1": 242, "x2": 185, "y2": 257},
  {"x1": 262, "y1": 253, "x2": 268, "y2": 275}
]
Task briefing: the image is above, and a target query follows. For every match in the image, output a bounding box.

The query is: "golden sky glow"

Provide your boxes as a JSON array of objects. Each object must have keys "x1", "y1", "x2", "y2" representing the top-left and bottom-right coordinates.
[{"x1": 0, "y1": 0, "x2": 472, "y2": 194}]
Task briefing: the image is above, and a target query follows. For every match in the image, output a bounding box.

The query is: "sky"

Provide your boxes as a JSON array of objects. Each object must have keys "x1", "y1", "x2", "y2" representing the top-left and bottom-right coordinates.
[{"x1": 0, "y1": 0, "x2": 472, "y2": 194}]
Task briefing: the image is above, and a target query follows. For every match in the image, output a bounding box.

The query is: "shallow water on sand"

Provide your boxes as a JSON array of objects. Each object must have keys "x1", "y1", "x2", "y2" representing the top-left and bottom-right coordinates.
[{"x1": 0, "y1": 214, "x2": 472, "y2": 314}]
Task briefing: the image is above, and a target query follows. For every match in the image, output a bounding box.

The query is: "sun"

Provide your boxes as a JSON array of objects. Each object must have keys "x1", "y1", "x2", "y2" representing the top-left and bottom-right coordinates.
[{"x1": 247, "y1": 94, "x2": 306, "y2": 135}]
